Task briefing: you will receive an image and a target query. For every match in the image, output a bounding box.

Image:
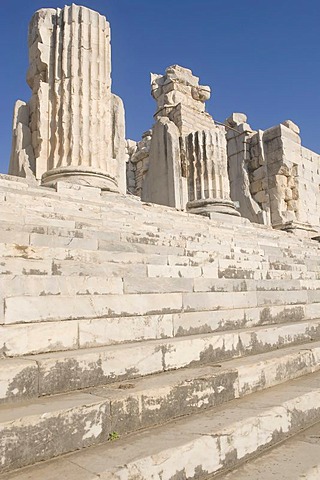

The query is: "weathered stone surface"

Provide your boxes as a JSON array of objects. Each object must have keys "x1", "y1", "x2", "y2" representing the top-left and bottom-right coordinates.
[
  {"x1": 0, "y1": 321, "x2": 78, "y2": 356},
  {"x1": 2, "y1": 460, "x2": 98, "y2": 480},
  {"x1": 223, "y1": 421, "x2": 320, "y2": 479},
  {"x1": 3, "y1": 293, "x2": 183, "y2": 324},
  {"x1": 10, "y1": 5, "x2": 126, "y2": 192},
  {"x1": 142, "y1": 117, "x2": 186, "y2": 208},
  {"x1": 78, "y1": 314, "x2": 174, "y2": 348},
  {"x1": 0, "y1": 393, "x2": 111, "y2": 472},
  {"x1": 4, "y1": 372, "x2": 320, "y2": 479},
  {"x1": 226, "y1": 114, "x2": 267, "y2": 224},
  {"x1": 1, "y1": 343, "x2": 320, "y2": 473},
  {"x1": 185, "y1": 129, "x2": 240, "y2": 216},
  {"x1": 8, "y1": 101, "x2": 37, "y2": 185},
  {"x1": 226, "y1": 113, "x2": 320, "y2": 233},
  {"x1": 0, "y1": 359, "x2": 38, "y2": 404},
  {"x1": 63, "y1": 378, "x2": 320, "y2": 479},
  {"x1": 2, "y1": 137, "x2": 320, "y2": 478},
  {"x1": 131, "y1": 65, "x2": 238, "y2": 217}
]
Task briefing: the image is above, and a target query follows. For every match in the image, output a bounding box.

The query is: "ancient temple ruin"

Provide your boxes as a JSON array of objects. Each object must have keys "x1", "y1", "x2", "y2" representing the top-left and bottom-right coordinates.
[
  {"x1": 125, "y1": 64, "x2": 320, "y2": 235},
  {"x1": 8, "y1": 4, "x2": 320, "y2": 235},
  {"x1": 128, "y1": 65, "x2": 239, "y2": 217},
  {"x1": 226, "y1": 114, "x2": 320, "y2": 234},
  {"x1": 9, "y1": 5, "x2": 126, "y2": 192},
  {"x1": 2, "y1": 4, "x2": 320, "y2": 480}
]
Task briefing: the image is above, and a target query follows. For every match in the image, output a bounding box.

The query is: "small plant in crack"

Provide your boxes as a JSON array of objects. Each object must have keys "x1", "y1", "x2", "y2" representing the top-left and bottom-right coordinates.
[{"x1": 108, "y1": 431, "x2": 120, "y2": 442}]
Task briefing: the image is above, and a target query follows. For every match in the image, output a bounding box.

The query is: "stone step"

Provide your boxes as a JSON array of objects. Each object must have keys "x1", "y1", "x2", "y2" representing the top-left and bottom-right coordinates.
[
  {"x1": 0, "y1": 244, "x2": 318, "y2": 288},
  {"x1": 1, "y1": 274, "x2": 203, "y2": 297},
  {"x1": 3, "y1": 369, "x2": 320, "y2": 479},
  {"x1": 1, "y1": 204, "x2": 319, "y2": 269},
  {"x1": 0, "y1": 240, "x2": 303, "y2": 272},
  {"x1": 2, "y1": 286, "x2": 316, "y2": 325},
  {"x1": 0, "y1": 275, "x2": 125, "y2": 297},
  {"x1": 1, "y1": 254, "x2": 317, "y2": 280},
  {"x1": 0, "y1": 201, "x2": 211, "y2": 244},
  {"x1": 0, "y1": 222, "x2": 172, "y2": 251},
  {"x1": 0, "y1": 225, "x2": 186, "y2": 253},
  {"x1": 2, "y1": 182, "x2": 319, "y2": 251},
  {"x1": 0, "y1": 218, "x2": 282, "y2": 257},
  {"x1": 220, "y1": 421, "x2": 320, "y2": 479},
  {"x1": 2, "y1": 319, "x2": 320, "y2": 398},
  {"x1": 0, "y1": 341, "x2": 320, "y2": 474},
  {"x1": 1, "y1": 181, "x2": 319, "y2": 247},
  {"x1": 0, "y1": 242, "x2": 171, "y2": 266},
  {"x1": 1, "y1": 300, "x2": 316, "y2": 356},
  {"x1": 1, "y1": 244, "x2": 318, "y2": 281},
  {"x1": 0, "y1": 179, "x2": 315, "y2": 239}
]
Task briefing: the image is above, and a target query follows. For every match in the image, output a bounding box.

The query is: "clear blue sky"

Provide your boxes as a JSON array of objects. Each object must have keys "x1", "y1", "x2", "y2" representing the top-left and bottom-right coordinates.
[{"x1": 0, "y1": 0, "x2": 319, "y2": 174}]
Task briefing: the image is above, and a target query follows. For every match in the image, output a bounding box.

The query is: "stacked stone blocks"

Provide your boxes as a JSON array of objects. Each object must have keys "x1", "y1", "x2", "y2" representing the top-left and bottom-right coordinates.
[{"x1": 1, "y1": 176, "x2": 320, "y2": 478}]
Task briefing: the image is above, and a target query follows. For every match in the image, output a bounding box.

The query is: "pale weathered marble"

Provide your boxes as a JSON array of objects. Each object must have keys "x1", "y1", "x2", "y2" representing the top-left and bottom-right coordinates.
[
  {"x1": 142, "y1": 117, "x2": 187, "y2": 209},
  {"x1": 185, "y1": 129, "x2": 239, "y2": 216},
  {"x1": 10, "y1": 5, "x2": 126, "y2": 192},
  {"x1": 4, "y1": 6, "x2": 320, "y2": 479},
  {"x1": 130, "y1": 65, "x2": 239, "y2": 217},
  {"x1": 127, "y1": 131, "x2": 152, "y2": 197},
  {"x1": 226, "y1": 113, "x2": 269, "y2": 224},
  {"x1": 9, "y1": 101, "x2": 37, "y2": 185},
  {"x1": 226, "y1": 114, "x2": 320, "y2": 233}
]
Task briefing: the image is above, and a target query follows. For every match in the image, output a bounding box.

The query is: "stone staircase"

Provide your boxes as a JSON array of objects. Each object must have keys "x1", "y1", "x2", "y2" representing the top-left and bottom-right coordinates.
[{"x1": 1, "y1": 174, "x2": 320, "y2": 479}]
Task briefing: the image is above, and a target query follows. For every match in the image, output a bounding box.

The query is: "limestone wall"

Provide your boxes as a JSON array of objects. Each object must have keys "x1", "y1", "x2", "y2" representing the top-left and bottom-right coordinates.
[
  {"x1": 126, "y1": 132, "x2": 152, "y2": 197},
  {"x1": 227, "y1": 115, "x2": 320, "y2": 234},
  {"x1": 297, "y1": 145, "x2": 320, "y2": 228}
]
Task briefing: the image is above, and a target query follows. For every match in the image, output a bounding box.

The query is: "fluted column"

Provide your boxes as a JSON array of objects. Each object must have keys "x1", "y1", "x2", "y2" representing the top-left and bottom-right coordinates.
[
  {"x1": 185, "y1": 129, "x2": 240, "y2": 216},
  {"x1": 24, "y1": 5, "x2": 124, "y2": 191}
]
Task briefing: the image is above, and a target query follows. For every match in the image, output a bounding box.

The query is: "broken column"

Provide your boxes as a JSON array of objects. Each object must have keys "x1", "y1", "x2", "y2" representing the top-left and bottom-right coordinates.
[
  {"x1": 9, "y1": 5, "x2": 126, "y2": 192},
  {"x1": 225, "y1": 113, "x2": 269, "y2": 225},
  {"x1": 140, "y1": 65, "x2": 239, "y2": 216}
]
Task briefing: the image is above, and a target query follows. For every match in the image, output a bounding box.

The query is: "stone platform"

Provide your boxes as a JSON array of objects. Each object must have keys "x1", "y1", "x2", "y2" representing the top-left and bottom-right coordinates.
[{"x1": 1, "y1": 174, "x2": 320, "y2": 478}]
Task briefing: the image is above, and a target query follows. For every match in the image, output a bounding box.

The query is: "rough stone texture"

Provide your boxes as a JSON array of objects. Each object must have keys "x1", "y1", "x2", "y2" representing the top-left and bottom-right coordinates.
[
  {"x1": 142, "y1": 117, "x2": 186, "y2": 209},
  {"x1": 226, "y1": 114, "x2": 320, "y2": 233},
  {"x1": 126, "y1": 132, "x2": 151, "y2": 196},
  {"x1": 129, "y1": 65, "x2": 238, "y2": 217},
  {"x1": 0, "y1": 393, "x2": 111, "y2": 472},
  {"x1": 8, "y1": 101, "x2": 37, "y2": 185},
  {"x1": 9, "y1": 5, "x2": 126, "y2": 192},
  {"x1": 4, "y1": 372, "x2": 320, "y2": 479},
  {"x1": 226, "y1": 113, "x2": 268, "y2": 224},
  {"x1": 222, "y1": 421, "x2": 320, "y2": 479},
  {"x1": 3, "y1": 6, "x2": 320, "y2": 475},
  {"x1": 2, "y1": 343, "x2": 320, "y2": 473},
  {"x1": 2, "y1": 154, "x2": 320, "y2": 476},
  {"x1": 185, "y1": 129, "x2": 240, "y2": 216}
]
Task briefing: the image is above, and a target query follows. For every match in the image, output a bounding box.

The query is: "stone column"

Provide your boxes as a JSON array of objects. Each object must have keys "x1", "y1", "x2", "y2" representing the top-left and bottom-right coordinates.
[
  {"x1": 185, "y1": 129, "x2": 240, "y2": 216},
  {"x1": 10, "y1": 5, "x2": 126, "y2": 192},
  {"x1": 135, "y1": 65, "x2": 239, "y2": 217}
]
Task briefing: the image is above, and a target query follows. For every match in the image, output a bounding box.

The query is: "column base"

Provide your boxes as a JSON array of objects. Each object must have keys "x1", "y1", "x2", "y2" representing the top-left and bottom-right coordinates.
[
  {"x1": 274, "y1": 220, "x2": 319, "y2": 238},
  {"x1": 41, "y1": 166, "x2": 118, "y2": 192},
  {"x1": 186, "y1": 198, "x2": 241, "y2": 217}
]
